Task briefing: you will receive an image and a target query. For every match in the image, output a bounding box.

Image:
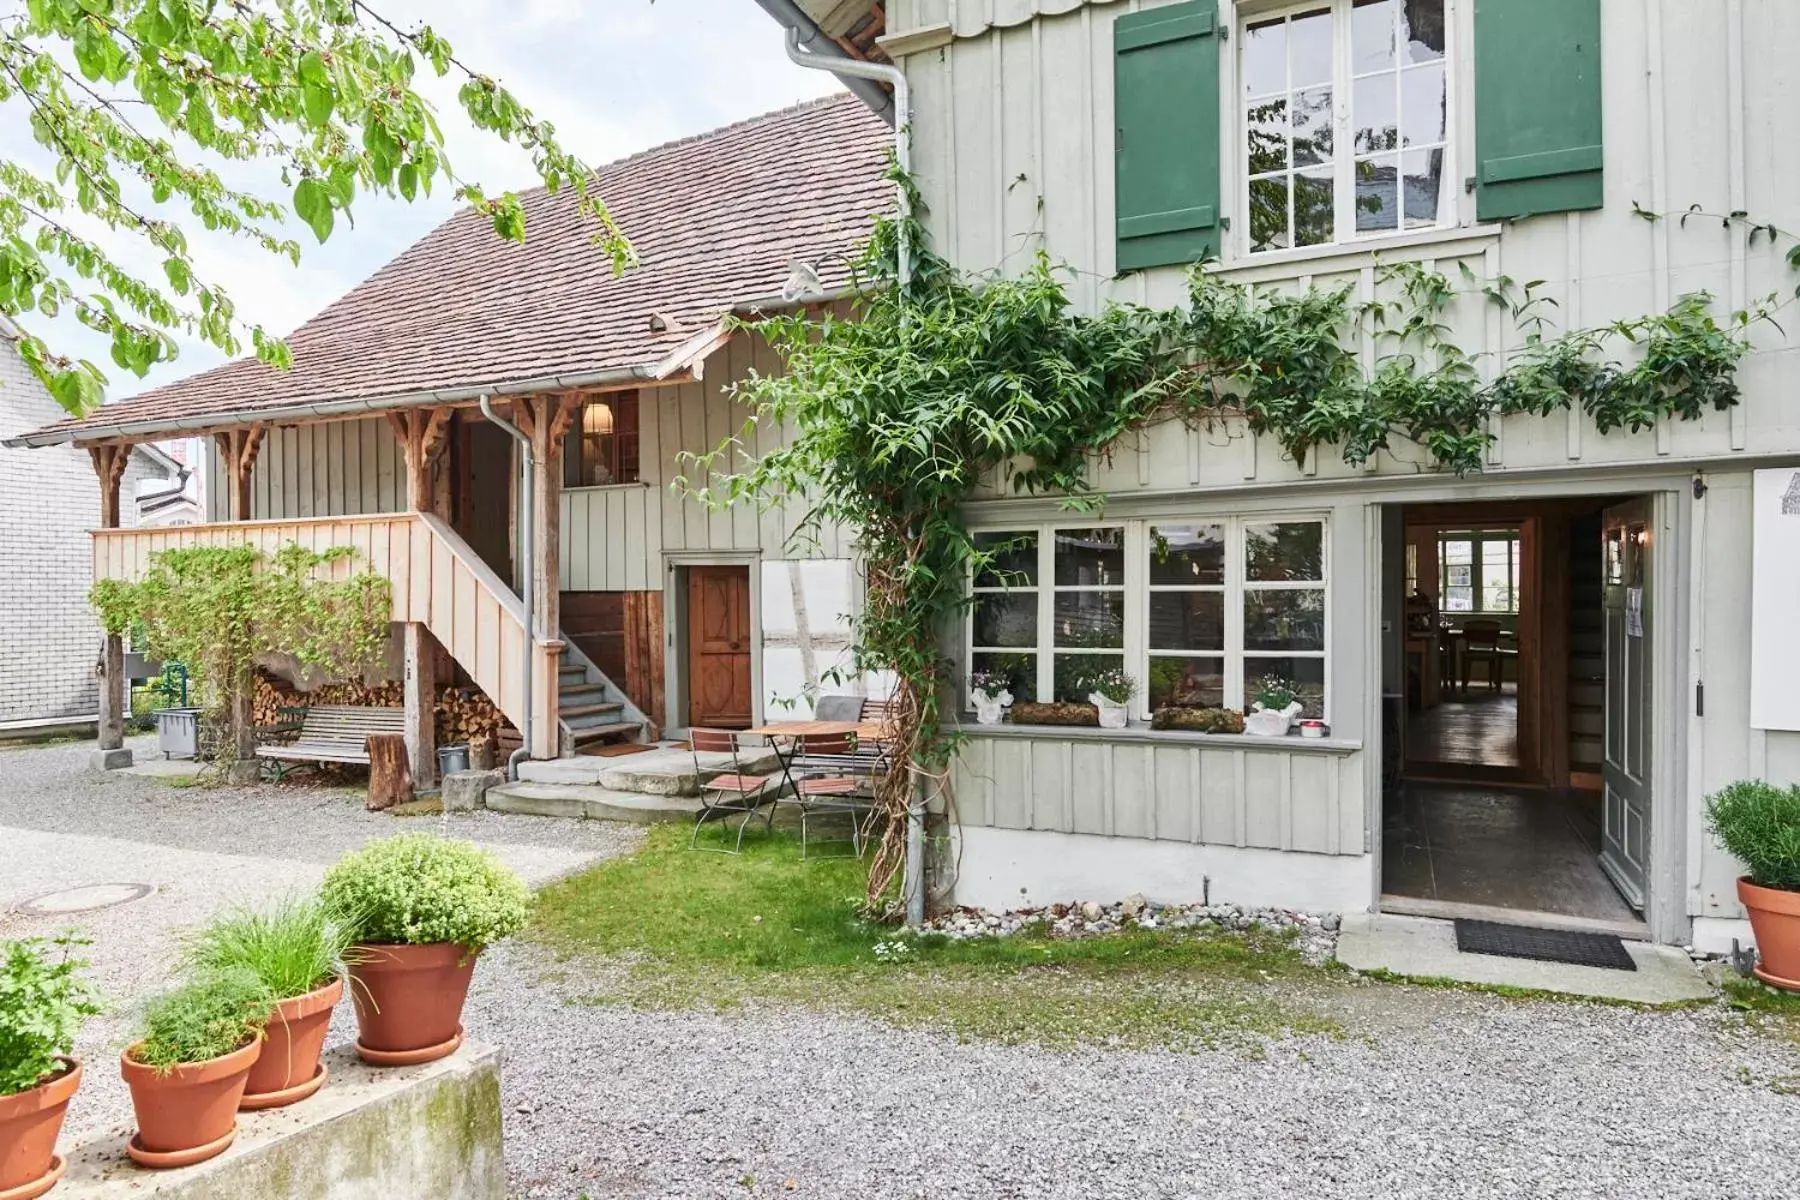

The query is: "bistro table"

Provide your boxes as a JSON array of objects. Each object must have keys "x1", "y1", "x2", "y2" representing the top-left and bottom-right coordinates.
[
  {"x1": 738, "y1": 719, "x2": 893, "y2": 856},
  {"x1": 738, "y1": 719, "x2": 892, "y2": 793}
]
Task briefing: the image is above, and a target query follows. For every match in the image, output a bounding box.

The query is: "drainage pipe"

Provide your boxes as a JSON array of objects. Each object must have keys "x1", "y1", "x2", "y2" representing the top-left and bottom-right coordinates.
[
  {"x1": 782, "y1": 26, "x2": 924, "y2": 927},
  {"x1": 478, "y1": 394, "x2": 536, "y2": 782},
  {"x1": 754, "y1": 0, "x2": 896, "y2": 125}
]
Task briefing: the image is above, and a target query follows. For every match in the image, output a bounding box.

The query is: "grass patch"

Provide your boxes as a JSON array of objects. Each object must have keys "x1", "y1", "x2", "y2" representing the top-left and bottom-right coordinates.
[{"x1": 533, "y1": 825, "x2": 1340, "y2": 1052}]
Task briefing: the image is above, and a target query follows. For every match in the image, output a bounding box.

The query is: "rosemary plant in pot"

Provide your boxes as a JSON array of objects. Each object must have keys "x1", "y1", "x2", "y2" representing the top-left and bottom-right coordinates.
[
  {"x1": 121, "y1": 967, "x2": 272, "y2": 1169},
  {"x1": 0, "y1": 937, "x2": 100, "y2": 1200},
  {"x1": 321, "y1": 834, "x2": 530, "y2": 1065},
  {"x1": 183, "y1": 897, "x2": 352, "y2": 1109},
  {"x1": 1705, "y1": 780, "x2": 1800, "y2": 990}
]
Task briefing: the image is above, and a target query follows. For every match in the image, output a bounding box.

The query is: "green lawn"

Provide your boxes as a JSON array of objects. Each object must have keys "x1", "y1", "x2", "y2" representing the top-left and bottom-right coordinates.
[{"x1": 531, "y1": 825, "x2": 1343, "y2": 1052}]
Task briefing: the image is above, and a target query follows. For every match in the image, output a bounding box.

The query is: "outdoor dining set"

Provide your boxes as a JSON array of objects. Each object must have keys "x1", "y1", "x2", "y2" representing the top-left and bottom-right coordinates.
[{"x1": 687, "y1": 694, "x2": 894, "y2": 856}]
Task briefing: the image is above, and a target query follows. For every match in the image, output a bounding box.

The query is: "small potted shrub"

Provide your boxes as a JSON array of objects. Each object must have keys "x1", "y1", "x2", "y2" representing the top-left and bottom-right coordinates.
[
  {"x1": 1084, "y1": 665, "x2": 1137, "y2": 730},
  {"x1": 1705, "y1": 780, "x2": 1800, "y2": 990},
  {"x1": 184, "y1": 897, "x2": 352, "y2": 1109},
  {"x1": 1244, "y1": 675, "x2": 1303, "y2": 737},
  {"x1": 321, "y1": 834, "x2": 530, "y2": 1065},
  {"x1": 968, "y1": 669, "x2": 1013, "y2": 726},
  {"x1": 121, "y1": 967, "x2": 272, "y2": 1168},
  {"x1": 0, "y1": 937, "x2": 101, "y2": 1200}
]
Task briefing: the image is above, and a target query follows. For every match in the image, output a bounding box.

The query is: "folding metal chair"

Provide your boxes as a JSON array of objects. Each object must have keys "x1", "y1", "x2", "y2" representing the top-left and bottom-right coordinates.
[
  {"x1": 688, "y1": 728, "x2": 777, "y2": 853},
  {"x1": 787, "y1": 730, "x2": 878, "y2": 858},
  {"x1": 814, "y1": 694, "x2": 866, "y2": 722}
]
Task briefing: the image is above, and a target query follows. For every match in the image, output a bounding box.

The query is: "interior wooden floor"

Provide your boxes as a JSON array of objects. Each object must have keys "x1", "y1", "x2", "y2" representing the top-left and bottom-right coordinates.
[
  {"x1": 1406, "y1": 684, "x2": 1519, "y2": 771},
  {"x1": 1382, "y1": 783, "x2": 1637, "y2": 923}
]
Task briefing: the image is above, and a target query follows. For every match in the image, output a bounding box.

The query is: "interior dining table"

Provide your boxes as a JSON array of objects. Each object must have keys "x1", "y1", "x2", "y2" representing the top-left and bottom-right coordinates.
[{"x1": 1436, "y1": 625, "x2": 1519, "y2": 697}]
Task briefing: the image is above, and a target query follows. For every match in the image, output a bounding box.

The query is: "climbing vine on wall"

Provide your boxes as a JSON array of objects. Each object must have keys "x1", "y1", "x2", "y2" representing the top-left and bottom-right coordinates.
[
  {"x1": 689, "y1": 170, "x2": 1789, "y2": 911},
  {"x1": 90, "y1": 542, "x2": 391, "y2": 762}
]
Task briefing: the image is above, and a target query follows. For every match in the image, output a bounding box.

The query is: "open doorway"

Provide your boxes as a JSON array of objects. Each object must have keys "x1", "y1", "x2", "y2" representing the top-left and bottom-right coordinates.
[{"x1": 1382, "y1": 497, "x2": 1648, "y2": 931}]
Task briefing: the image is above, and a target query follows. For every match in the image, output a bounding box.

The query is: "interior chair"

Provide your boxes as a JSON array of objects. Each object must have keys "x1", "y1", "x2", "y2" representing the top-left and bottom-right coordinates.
[{"x1": 1460, "y1": 619, "x2": 1507, "y2": 694}]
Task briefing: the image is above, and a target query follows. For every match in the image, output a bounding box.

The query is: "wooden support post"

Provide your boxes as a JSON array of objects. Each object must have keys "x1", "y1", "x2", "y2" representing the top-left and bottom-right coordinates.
[
  {"x1": 212, "y1": 424, "x2": 267, "y2": 521},
  {"x1": 387, "y1": 407, "x2": 453, "y2": 515},
  {"x1": 366, "y1": 733, "x2": 414, "y2": 811},
  {"x1": 403, "y1": 622, "x2": 439, "y2": 788},
  {"x1": 87, "y1": 445, "x2": 132, "y2": 767}
]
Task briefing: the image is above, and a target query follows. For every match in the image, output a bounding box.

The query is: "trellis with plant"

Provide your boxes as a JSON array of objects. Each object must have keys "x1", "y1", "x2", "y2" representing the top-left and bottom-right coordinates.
[
  {"x1": 89, "y1": 541, "x2": 392, "y2": 767},
  {"x1": 688, "y1": 168, "x2": 1794, "y2": 912}
]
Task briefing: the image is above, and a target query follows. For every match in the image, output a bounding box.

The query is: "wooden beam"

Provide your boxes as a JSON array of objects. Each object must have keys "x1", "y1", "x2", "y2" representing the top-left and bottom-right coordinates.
[
  {"x1": 389, "y1": 406, "x2": 453, "y2": 514},
  {"x1": 212, "y1": 424, "x2": 266, "y2": 521},
  {"x1": 87, "y1": 445, "x2": 130, "y2": 758},
  {"x1": 403, "y1": 622, "x2": 439, "y2": 788},
  {"x1": 87, "y1": 444, "x2": 129, "y2": 528}
]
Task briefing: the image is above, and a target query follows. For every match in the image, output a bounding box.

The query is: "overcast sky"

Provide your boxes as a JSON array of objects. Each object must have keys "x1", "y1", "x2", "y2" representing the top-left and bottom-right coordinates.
[{"x1": 3, "y1": 0, "x2": 844, "y2": 400}]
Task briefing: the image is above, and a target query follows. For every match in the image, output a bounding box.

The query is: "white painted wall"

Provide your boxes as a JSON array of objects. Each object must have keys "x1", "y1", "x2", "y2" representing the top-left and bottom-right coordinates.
[{"x1": 953, "y1": 824, "x2": 1375, "y2": 914}]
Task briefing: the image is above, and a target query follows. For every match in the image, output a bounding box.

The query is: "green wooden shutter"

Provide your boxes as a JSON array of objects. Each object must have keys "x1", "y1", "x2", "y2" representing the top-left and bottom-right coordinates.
[
  {"x1": 1114, "y1": 1, "x2": 1221, "y2": 272},
  {"x1": 1474, "y1": 0, "x2": 1604, "y2": 221}
]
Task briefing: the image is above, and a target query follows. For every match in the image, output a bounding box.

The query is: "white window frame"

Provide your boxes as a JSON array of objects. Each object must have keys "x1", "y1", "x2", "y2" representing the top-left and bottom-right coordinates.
[
  {"x1": 1437, "y1": 528, "x2": 1520, "y2": 615},
  {"x1": 1235, "y1": 0, "x2": 1459, "y2": 257},
  {"x1": 966, "y1": 516, "x2": 1331, "y2": 722}
]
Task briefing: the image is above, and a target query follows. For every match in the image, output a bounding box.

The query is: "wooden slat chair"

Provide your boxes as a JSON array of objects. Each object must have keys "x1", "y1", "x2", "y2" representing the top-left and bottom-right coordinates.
[
  {"x1": 255, "y1": 706, "x2": 407, "y2": 780},
  {"x1": 688, "y1": 728, "x2": 777, "y2": 853},
  {"x1": 788, "y1": 731, "x2": 880, "y2": 859}
]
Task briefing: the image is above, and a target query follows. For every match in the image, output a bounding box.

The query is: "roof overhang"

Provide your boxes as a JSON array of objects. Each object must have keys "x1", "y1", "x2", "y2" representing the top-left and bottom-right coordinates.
[{"x1": 3, "y1": 321, "x2": 736, "y2": 450}]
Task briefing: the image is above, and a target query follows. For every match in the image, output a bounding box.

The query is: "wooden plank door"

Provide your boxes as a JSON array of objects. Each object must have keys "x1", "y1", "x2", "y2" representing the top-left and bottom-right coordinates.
[
  {"x1": 1599, "y1": 499, "x2": 1652, "y2": 910},
  {"x1": 686, "y1": 566, "x2": 752, "y2": 729}
]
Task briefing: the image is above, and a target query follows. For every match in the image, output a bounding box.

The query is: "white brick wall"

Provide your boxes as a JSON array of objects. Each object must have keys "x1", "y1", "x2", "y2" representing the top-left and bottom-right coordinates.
[{"x1": 0, "y1": 340, "x2": 168, "y2": 723}]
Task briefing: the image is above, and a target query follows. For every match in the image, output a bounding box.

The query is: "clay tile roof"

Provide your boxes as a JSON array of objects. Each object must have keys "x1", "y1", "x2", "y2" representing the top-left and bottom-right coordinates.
[{"x1": 17, "y1": 93, "x2": 890, "y2": 444}]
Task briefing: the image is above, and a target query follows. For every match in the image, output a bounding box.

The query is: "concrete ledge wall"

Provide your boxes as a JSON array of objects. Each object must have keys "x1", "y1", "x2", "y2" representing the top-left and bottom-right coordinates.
[{"x1": 59, "y1": 1042, "x2": 502, "y2": 1199}]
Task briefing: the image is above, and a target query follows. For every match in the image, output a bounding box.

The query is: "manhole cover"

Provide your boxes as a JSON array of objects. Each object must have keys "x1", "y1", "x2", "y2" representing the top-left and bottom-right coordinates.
[{"x1": 16, "y1": 882, "x2": 155, "y2": 916}]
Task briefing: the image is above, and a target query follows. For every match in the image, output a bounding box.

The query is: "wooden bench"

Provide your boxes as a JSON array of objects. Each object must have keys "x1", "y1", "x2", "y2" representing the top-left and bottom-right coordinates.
[{"x1": 256, "y1": 705, "x2": 406, "y2": 779}]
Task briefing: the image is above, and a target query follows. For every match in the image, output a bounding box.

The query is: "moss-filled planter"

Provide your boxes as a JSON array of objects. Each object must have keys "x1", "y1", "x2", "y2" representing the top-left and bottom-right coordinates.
[
  {"x1": 1007, "y1": 701, "x2": 1099, "y2": 727},
  {"x1": 1150, "y1": 707, "x2": 1246, "y2": 734}
]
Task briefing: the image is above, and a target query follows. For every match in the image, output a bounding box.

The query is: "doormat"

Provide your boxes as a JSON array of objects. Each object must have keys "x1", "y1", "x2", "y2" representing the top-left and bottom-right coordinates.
[
  {"x1": 577, "y1": 742, "x2": 656, "y2": 759},
  {"x1": 1453, "y1": 919, "x2": 1637, "y2": 971}
]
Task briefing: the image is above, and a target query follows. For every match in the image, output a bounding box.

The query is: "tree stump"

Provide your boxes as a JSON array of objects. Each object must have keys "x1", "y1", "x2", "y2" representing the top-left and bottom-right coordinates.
[{"x1": 366, "y1": 733, "x2": 413, "y2": 811}]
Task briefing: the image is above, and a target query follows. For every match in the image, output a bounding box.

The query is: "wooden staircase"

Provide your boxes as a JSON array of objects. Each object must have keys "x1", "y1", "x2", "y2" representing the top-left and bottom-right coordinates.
[
  {"x1": 1568, "y1": 513, "x2": 1605, "y2": 780},
  {"x1": 555, "y1": 641, "x2": 649, "y2": 754}
]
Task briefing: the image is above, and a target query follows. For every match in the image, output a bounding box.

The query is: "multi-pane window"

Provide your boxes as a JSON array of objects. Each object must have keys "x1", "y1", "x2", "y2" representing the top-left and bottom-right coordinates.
[
  {"x1": 563, "y1": 392, "x2": 640, "y2": 488},
  {"x1": 1243, "y1": 0, "x2": 1451, "y2": 254},
  {"x1": 1438, "y1": 530, "x2": 1519, "y2": 613},
  {"x1": 968, "y1": 518, "x2": 1329, "y2": 722}
]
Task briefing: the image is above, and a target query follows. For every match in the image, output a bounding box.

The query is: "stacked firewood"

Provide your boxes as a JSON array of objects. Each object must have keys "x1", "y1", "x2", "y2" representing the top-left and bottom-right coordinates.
[
  {"x1": 251, "y1": 671, "x2": 403, "y2": 726},
  {"x1": 437, "y1": 686, "x2": 513, "y2": 747}
]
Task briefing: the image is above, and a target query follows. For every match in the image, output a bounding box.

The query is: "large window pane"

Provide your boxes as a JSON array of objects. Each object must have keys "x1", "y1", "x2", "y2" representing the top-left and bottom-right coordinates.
[
  {"x1": 972, "y1": 651, "x2": 1036, "y2": 703},
  {"x1": 1351, "y1": 0, "x2": 1396, "y2": 73},
  {"x1": 1245, "y1": 588, "x2": 1326, "y2": 651},
  {"x1": 1150, "y1": 591, "x2": 1225, "y2": 652},
  {"x1": 1243, "y1": 17, "x2": 1287, "y2": 97},
  {"x1": 1401, "y1": 0, "x2": 1446, "y2": 64},
  {"x1": 1245, "y1": 656, "x2": 1327, "y2": 719},
  {"x1": 1289, "y1": 9, "x2": 1333, "y2": 87},
  {"x1": 1249, "y1": 175, "x2": 1291, "y2": 251},
  {"x1": 1402, "y1": 148, "x2": 1444, "y2": 228},
  {"x1": 1354, "y1": 75, "x2": 1398, "y2": 155},
  {"x1": 1401, "y1": 63, "x2": 1446, "y2": 146},
  {"x1": 1054, "y1": 592, "x2": 1124, "y2": 648},
  {"x1": 1054, "y1": 528, "x2": 1124, "y2": 586},
  {"x1": 1355, "y1": 154, "x2": 1400, "y2": 231},
  {"x1": 1054, "y1": 652, "x2": 1124, "y2": 703},
  {"x1": 1148, "y1": 657, "x2": 1226, "y2": 711},
  {"x1": 1295, "y1": 169, "x2": 1335, "y2": 246},
  {"x1": 972, "y1": 593, "x2": 1037, "y2": 648},
  {"x1": 1247, "y1": 98, "x2": 1290, "y2": 173},
  {"x1": 973, "y1": 531, "x2": 1037, "y2": 587},
  {"x1": 1291, "y1": 88, "x2": 1334, "y2": 166},
  {"x1": 1150, "y1": 524, "x2": 1225, "y2": 585},
  {"x1": 1246, "y1": 522, "x2": 1324, "y2": 581}
]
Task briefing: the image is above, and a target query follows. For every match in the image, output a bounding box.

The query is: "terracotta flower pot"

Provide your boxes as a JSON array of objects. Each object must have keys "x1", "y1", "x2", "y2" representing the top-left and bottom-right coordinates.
[
  {"x1": 120, "y1": 1037, "x2": 261, "y2": 1168},
  {"x1": 1739, "y1": 876, "x2": 1800, "y2": 990},
  {"x1": 240, "y1": 976, "x2": 343, "y2": 1110},
  {"x1": 0, "y1": 1057, "x2": 81, "y2": 1200},
  {"x1": 347, "y1": 943, "x2": 476, "y2": 1065}
]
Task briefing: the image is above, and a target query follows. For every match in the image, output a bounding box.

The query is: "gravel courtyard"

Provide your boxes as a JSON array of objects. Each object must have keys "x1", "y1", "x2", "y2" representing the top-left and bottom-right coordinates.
[{"x1": 4, "y1": 737, "x2": 1800, "y2": 1199}]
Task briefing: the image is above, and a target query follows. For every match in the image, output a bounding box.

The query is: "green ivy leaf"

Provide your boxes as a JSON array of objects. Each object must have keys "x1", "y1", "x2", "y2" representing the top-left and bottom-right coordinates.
[{"x1": 292, "y1": 178, "x2": 334, "y2": 244}]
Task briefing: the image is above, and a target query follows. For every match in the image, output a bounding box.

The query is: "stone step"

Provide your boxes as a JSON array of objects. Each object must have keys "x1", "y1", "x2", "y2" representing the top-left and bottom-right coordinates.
[
  {"x1": 485, "y1": 781, "x2": 701, "y2": 824},
  {"x1": 518, "y1": 744, "x2": 781, "y2": 796},
  {"x1": 560, "y1": 683, "x2": 608, "y2": 703}
]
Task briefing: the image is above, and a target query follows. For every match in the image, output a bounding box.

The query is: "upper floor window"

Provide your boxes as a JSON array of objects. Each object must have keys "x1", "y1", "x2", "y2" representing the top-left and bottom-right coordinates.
[
  {"x1": 564, "y1": 391, "x2": 640, "y2": 488},
  {"x1": 1242, "y1": 0, "x2": 1451, "y2": 254}
]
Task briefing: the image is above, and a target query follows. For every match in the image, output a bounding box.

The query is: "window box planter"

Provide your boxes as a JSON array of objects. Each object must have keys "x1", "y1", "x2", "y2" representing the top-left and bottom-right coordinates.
[{"x1": 1007, "y1": 701, "x2": 1099, "y2": 727}]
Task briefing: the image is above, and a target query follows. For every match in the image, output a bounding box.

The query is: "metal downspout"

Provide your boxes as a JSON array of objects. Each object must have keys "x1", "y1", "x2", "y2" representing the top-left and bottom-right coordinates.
[
  {"x1": 754, "y1": 0, "x2": 896, "y2": 124},
  {"x1": 782, "y1": 27, "x2": 925, "y2": 926},
  {"x1": 479, "y1": 394, "x2": 536, "y2": 781}
]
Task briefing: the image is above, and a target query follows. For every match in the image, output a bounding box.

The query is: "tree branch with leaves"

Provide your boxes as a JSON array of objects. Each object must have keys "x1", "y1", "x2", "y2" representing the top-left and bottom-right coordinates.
[{"x1": 1, "y1": 0, "x2": 630, "y2": 415}]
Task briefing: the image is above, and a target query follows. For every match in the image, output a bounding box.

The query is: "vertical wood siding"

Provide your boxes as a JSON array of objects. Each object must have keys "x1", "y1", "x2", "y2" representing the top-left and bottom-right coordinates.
[
  {"x1": 897, "y1": 0, "x2": 1800, "y2": 486},
  {"x1": 560, "y1": 329, "x2": 847, "y2": 592},
  {"x1": 208, "y1": 417, "x2": 405, "y2": 521},
  {"x1": 950, "y1": 732, "x2": 1363, "y2": 855}
]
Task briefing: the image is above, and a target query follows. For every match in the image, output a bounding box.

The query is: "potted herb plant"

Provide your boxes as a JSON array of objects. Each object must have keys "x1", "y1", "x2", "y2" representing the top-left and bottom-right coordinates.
[
  {"x1": 1705, "y1": 780, "x2": 1800, "y2": 990},
  {"x1": 968, "y1": 669, "x2": 1013, "y2": 726},
  {"x1": 320, "y1": 834, "x2": 530, "y2": 1065},
  {"x1": 1084, "y1": 665, "x2": 1137, "y2": 730},
  {"x1": 0, "y1": 937, "x2": 101, "y2": 1200},
  {"x1": 1244, "y1": 675, "x2": 1303, "y2": 737},
  {"x1": 121, "y1": 967, "x2": 272, "y2": 1169},
  {"x1": 183, "y1": 897, "x2": 352, "y2": 1110}
]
